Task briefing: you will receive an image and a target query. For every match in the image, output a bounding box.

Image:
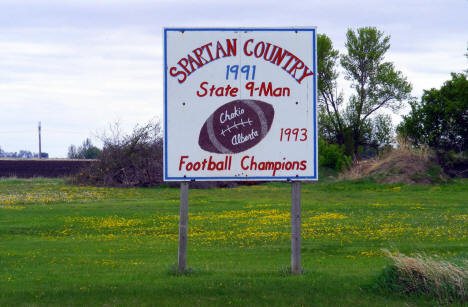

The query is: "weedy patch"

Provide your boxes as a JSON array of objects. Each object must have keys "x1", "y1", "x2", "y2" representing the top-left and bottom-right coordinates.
[
  {"x1": 166, "y1": 263, "x2": 197, "y2": 276},
  {"x1": 278, "y1": 265, "x2": 305, "y2": 276},
  {"x1": 376, "y1": 249, "x2": 467, "y2": 303}
]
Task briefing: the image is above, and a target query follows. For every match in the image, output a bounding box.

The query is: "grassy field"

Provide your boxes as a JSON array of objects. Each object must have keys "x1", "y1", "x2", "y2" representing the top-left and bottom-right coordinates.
[{"x1": 0, "y1": 178, "x2": 467, "y2": 306}]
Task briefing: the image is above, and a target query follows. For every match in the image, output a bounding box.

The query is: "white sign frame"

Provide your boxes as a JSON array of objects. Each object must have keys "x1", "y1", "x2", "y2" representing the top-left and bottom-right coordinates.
[{"x1": 163, "y1": 27, "x2": 318, "y2": 181}]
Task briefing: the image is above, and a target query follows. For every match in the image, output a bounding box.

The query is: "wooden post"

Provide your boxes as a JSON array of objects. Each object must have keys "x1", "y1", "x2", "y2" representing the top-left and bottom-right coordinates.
[
  {"x1": 178, "y1": 181, "x2": 189, "y2": 271},
  {"x1": 291, "y1": 181, "x2": 301, "y2": 275}
]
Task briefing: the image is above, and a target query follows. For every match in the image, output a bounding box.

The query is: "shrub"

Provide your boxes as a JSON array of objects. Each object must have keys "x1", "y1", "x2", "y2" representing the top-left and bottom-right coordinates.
[
  {"x1": 437, "y1": 150, "x2": 468, "y2": 178},
  {"x1": 318, "y1": 139, "x2": 352, "y2": 171},
  {"x1": 72, "y1": 122, "x2": 163, "y2": 187}
]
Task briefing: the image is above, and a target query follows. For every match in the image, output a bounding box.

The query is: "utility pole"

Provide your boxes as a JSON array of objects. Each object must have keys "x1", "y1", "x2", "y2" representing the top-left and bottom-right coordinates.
[{"x1": 38, "y1": 121, "x2": 42, "y2": 159}]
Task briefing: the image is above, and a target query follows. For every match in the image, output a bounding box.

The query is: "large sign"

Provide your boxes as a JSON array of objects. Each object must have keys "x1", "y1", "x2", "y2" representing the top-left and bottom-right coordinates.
[{"x1": 164, "y1": 28, "x2": 317, "y2": 181}]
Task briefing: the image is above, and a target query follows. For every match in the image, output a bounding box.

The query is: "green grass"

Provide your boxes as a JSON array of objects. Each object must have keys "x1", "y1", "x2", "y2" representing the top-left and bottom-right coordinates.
[{"x1": 0, "y1": 178, "x2": 467, "y2": 306}]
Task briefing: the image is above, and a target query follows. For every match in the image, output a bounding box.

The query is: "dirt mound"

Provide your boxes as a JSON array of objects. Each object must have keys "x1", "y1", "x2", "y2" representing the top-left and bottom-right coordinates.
[{"x1": 341, "y1": 148, "x2": 449, "y2": 185}]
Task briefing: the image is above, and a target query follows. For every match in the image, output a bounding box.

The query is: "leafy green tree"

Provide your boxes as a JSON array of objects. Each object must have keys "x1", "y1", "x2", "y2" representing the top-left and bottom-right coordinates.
[
  {"x1": 340, "y1": 27, "x2": 412, "y2": 155},
  {"x1": 317, "y1": 34, "x2": 345, "y2": 145},
  {"x1": 68, "y1": 138, "x2": 101, "y2": 159},
  {"x1": 397, "y1": 73, "x2": 468, "y2": 152},
  {"x1": 317, "y1": 28, "x2": 411, "y2": 156},
  {"x1": 371, "y1": 114, "x2": 394, "y2": 147}
]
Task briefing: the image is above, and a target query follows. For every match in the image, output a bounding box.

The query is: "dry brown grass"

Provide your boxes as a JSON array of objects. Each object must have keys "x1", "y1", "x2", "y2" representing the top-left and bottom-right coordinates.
[
  {"x1": 380, "y1": 249, "x2": 467, "y2": 303},
  {"x1": 340, "y1": 137, "x2": 446, "y2": 184},
  {"x1": 394, "y1": 136, "x2": 431, "y2": 161}
]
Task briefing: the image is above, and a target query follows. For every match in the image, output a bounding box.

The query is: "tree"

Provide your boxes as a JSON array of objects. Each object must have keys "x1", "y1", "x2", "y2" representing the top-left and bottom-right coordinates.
[
  {"x1": 68, "y1": 138, "x2": 101, "y2": 159},
  {"x1": 18, "y1": 150, "x2": 33, "y2": 158},
  {"x1": 340, "y1": 27, "x2": 412, "y2": 155},
  {"x1": 317, "y1": 28, "x2": 412, "y2": 156},
  {"x1": 371, "y1": 114, "x2": 394, "y2": 147},
  {"x1": 317, "y1": 34, "x2": 345, "y2": 145},
  {"x1": 397, "y1": 73, "x2": 468, "y2": 152},
  {"x1": 68, "y1": 145, "x2": 78, "y2": 159}
]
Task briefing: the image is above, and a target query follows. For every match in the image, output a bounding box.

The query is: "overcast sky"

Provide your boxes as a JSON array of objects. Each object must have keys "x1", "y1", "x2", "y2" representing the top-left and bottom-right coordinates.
[{"x1": 1, "y1": 0, "x2": 467, "y2": 157}]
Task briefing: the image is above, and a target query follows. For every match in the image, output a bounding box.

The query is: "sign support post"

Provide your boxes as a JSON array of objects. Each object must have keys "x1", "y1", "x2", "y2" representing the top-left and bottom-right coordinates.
[
  {"x1": 178, "y1": 181, "x2": 189, "y2": 271},
  {"x1": 291, "y1": 181, "x2": 301, "y2": 274},
  {"x1": 164, "y1": 28, "x2": 317, "y2": 274}
]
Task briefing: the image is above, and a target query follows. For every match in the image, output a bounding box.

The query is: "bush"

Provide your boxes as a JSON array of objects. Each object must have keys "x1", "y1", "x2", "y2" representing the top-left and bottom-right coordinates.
[
  {"x1": 72, "y1": 122, "x2": 163, "y2": 187},
  {"x1": 437, "y1": 150, "x2": 468, "y2": 178},
  {"x1": 318, "y1": 139, "x2": 352, "y2": 171}
]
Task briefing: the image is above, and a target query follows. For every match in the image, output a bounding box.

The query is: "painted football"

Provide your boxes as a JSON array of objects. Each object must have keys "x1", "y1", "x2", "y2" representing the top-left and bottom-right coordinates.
[{"x1": 198, "y1": 99, "x2": 275, "y2": 154}]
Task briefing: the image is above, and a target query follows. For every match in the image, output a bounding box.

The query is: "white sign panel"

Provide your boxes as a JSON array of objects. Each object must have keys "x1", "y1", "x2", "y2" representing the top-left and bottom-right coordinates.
[{"x1": 164, "y1": 28, "x2": 317, "y2": 181}]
